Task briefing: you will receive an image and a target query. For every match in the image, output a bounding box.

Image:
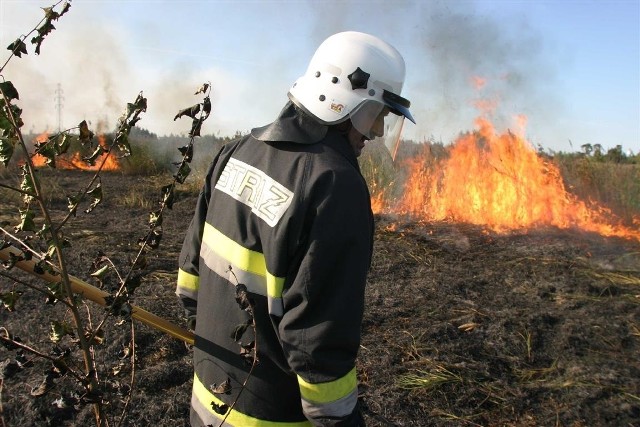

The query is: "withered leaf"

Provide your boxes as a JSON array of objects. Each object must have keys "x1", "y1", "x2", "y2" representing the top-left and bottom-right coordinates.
[
  {"x1": 15, "y1": 350, "x2": 33, "y2": 369},
  {"x1": 234, "y1": 284, "x2": 253, "y2": 311},
  {"x1": 66, "y1": 194, "x2": 80, "y2": 216},
  {"x1": 78, "y1": 120, "x2": 94, "y2": 143},
  {"x1": 105, "y1": 295, "x2": 131, "y2": 318},
  {"x1": 211, "y1": 402, "x2": 229, "y2": 415},
  {"x1": 174, "y1": 104, "x2": 200, "y2": 121},
  {"x1": 34, "y1": 138, "x2": 57, "y2": 168},
  {"x1": 239, "y1": 341, "x2": 256, "y2": 362},
  {"x1": 124, "y1": 275, "x2": 141, "y2": 293},
  {"x1": 41, "y1": 7, "x2": 59, "y2": 22},
  {"x1": 16, "y1": 208, "x2": 36, "y2": 233},
  {"x1": 90, "y1": 265, "x2": 109, "y2": 280},
  {"x1": 202, "y1": 96, "x2": 212, "y2": 116},
  {"x1": 0, "y1": 290, "x2": 23, "y2": 311},
  {"x1": 194, "y1": 83, "x2": 209, "y2": 95},
  {"x1": 85, "y1": 183, "x2": 103, "y2": 214},
  {"x1": 2, "y1": 252, "x2": 21, "y2": 269},
  {"x1": 178, "y1": 144, "x2": 193, "y2": 162},
  {"x1": 54, "y1": 133, "x2": 72, "y2": 155},
  {"x1": 189, "y1": 117, "x2": 203, "y2": 137},
  {"x1": 230, "y1": 323, "x2": 248, "y2": 342},
  {"x1": 210, "y1": 378, "x2": 231, "y2": 395},
  {"x1": 46, "y1": 282, "x2": 65, "y2": 303},
  {"x1": 139, "y1": 228, "x2": 162, "y2": 249},
  {"x1": 174, "y1": 161, "x2": 191, "y2": 184},
  {"x1": 7, "y1": 39, "x2": 28, "y2": 57},
  {"x1": 49, "y1": 320, "x2": 73, "y2": 343},
  {"x1": 161, "y1": 185, "x2": 175, "y2": 209},
  {"x1": 44, "y1": 242, "x2": 57, "y2": 260},
  {"x1": 86, "y1": 328, "x2": 105, "y2": 345},
  {"x1": 1, "y1": 103, "x2": 23, "y2": 132},
  {"x1": 0, "y1": 81, "x2": 20, "y2": 101},
  {"x1": 59, "y1": 2, "x2": 71, "y2": 18},
  {"x1": 114, "y1": 131, "x2": 131, "y2": 156},
  {"x1": 19, "y1": 165, "x2": 35, "y2": 202},
  {"x1": 35, "y1": 260, "x2": 56, "y2": 276},
  {"x1": 30, "y1": 375, "x2": 53, "y2": 397},
  {"x1": 149, "y1": 210, "x2": 163, "y2": 228},
  {"x1": 112, "y1": 361, "x2": 126, "y2": 376},
  {"x1": 0, "y1": 137, "x2": 15, "y2": 166},
  {"x1": 83, "y1": 145, "x2": 104, "y2": 166},
  {"x1": 130, "y1": 92, "x2": 147, "y2": 115}
]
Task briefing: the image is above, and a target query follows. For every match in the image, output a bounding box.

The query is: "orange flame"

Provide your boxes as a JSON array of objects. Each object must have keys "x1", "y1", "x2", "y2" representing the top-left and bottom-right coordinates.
[
  {"x1": 376, "y1": 116, "x2": 640, "y2": 241},
  {"x1": 32, "y1": 134, "x2": 120, "y2": 171}
]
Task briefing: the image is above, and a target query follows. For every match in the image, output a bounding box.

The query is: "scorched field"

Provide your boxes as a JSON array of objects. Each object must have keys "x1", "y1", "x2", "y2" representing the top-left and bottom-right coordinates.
[{"x1": 1, "y1": 166, "x2": 639, "y2": 427}]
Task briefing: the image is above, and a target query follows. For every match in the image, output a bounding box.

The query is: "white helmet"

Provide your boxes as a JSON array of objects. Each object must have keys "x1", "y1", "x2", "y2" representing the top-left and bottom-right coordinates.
[{"x1": 288, "y1": 31, "x2": 415, "y2": 156}]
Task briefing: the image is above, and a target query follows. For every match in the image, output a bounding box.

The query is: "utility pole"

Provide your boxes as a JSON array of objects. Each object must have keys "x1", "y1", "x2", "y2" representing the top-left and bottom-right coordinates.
[{"x1": 54, "y1": 83, "x2": 64, "y2": 132}]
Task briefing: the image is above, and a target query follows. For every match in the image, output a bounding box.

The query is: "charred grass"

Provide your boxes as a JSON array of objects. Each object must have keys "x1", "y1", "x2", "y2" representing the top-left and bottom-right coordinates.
[{"x1": 1, "y1": 170, "x2": 639, "y2": 426}]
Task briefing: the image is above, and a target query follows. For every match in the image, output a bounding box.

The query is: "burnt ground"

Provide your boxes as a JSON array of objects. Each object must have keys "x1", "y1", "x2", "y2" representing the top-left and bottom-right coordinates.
[{"x1": 1, "y1": 169, "x2": 639, "y2": 427}]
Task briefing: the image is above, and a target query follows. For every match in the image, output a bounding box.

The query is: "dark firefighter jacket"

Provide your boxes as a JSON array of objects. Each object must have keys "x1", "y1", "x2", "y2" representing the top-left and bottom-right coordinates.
[{"x1": 176, "y1": 102, "x2": 374, "y2": 426}]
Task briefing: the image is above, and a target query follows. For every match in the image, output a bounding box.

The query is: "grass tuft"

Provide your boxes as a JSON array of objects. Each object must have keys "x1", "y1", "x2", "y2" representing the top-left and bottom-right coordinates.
[{"x1": 396, "y1": 364, "x2": 463, "y2": 391}]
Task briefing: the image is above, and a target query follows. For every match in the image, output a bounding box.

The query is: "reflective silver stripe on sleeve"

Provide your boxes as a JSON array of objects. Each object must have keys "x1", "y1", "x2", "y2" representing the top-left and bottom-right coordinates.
[{"x1": 300, "y1": 388, "x2": 358, "y2": 419}]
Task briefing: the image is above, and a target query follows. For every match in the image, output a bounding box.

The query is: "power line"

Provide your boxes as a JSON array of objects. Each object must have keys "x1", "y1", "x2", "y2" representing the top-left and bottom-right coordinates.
[{"x1": 54, "y1": 83, "x2": 64, "y2": 132}]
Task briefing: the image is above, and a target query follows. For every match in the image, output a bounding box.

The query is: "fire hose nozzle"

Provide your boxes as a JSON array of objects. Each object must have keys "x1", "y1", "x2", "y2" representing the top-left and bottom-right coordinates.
[{"x1": 0, "y1": 245, "x2": 195, "y2": 345}]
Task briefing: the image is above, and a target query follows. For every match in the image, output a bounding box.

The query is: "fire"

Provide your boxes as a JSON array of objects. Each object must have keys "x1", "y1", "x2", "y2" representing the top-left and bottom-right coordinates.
[
  {"x1": 31, "y1": 134, "x2": 120, "y2": 171},
  {"x1": 376, "y1": 116, "x2": 640, "y2": 241}
]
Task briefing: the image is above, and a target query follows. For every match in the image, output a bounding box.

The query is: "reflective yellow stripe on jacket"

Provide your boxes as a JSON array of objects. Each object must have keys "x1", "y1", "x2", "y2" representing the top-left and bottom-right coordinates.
[
  {"x1": 297, "y1": 367, "x2": 358, "y2": 418},
  {"x1": 176, "y1": 268, "x2": 199, "y2": 299},
  {"x1": 200, "y1": 223, "x2": 286, "y2": 317},
  {"x1": 192, "y1": 373, "x2": 311, "y2": 427}
]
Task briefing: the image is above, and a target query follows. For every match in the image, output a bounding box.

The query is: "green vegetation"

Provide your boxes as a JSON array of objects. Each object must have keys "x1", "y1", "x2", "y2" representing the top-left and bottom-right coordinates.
[{"x1": 554, "y1": 150, "x2": 640, "y2": 225}]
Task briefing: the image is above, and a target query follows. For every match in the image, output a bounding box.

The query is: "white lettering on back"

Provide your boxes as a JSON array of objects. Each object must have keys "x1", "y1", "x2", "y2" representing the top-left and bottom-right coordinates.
[{"x1": 215, "y1": 157, "x2": 294, "y2": 227}]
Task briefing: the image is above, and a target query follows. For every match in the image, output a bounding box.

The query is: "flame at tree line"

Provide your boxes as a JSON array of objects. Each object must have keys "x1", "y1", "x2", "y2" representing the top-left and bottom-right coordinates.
[
  {"x1": 373, "y1": 116, "x2": 640, "y2": 241},
  {"x1": 31, "y1": 133, "x2": 120, "y2": 171}
]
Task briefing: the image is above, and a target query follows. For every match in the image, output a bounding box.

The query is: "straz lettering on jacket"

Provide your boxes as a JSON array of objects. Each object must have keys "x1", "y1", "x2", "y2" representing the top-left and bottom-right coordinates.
[{"x1": 215, "y1": 157, "x2": 294, "y2": 227}]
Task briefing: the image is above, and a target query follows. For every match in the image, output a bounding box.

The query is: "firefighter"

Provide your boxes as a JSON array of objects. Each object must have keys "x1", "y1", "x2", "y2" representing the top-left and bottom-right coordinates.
[{"x1": 176, "y1": 31, "x2": 415, "y2": 426}]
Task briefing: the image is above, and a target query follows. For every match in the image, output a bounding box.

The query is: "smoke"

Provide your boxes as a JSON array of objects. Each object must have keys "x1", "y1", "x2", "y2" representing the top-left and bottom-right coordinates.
[
  {"x1": 3, "y1": 12, "x2": 135, "y2": 134},
  {"x1": 1, "y1": 1, "x2": 561, "y2": 147},
  {"x1": 409, "y1": 2, "x2": 560, "y2": 145},
  {"x1": 291, "y1": 0, "x2": 560, "y2": 146}
]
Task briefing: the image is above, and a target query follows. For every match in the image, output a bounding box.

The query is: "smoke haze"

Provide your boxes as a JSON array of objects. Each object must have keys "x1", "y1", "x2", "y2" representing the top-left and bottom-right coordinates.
[{"x1": 2, "y1": 1, "x2": 626, "y2": 154}]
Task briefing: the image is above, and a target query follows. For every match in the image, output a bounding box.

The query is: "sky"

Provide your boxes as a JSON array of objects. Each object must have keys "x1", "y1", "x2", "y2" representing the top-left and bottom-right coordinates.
[{"x1": 1, "y1": 0, "x2": 639, "y2": 154}]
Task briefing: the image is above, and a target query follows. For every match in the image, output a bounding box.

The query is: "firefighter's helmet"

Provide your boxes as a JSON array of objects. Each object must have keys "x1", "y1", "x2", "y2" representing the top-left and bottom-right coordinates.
[{"x1": 288, "y1": 31, "x2": 414, "y2": 157}]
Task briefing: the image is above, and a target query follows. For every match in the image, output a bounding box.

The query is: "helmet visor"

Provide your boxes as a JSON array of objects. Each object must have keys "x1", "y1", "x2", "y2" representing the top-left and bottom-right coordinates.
[{"x1": 350, "y1": 100, "x2": 405, "y2": 160}]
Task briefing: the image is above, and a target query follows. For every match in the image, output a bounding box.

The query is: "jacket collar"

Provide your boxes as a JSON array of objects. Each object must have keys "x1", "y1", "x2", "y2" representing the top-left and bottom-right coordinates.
[
  {"x1": 251, "y1": 101, "x2": 328, "y2": 144},
  {"x1": 322, "y1": 127, "x2": 360, "y2": 169}
]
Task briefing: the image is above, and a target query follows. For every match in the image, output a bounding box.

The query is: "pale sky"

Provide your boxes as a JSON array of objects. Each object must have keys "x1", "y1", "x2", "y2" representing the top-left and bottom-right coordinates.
[{"x1": 1, "y1": 0, "x2": 639, "y2": 154}]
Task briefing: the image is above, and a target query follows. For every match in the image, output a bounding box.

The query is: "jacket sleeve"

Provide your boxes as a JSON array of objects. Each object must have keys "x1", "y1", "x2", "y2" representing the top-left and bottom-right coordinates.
[
  {"x1": 176, "y1": 147, "x2": 224, "y2": 320},
  {"x1": 278, "y1": 167, "x2": 373, "y2": 426},
  {"x1": 175, "y1": 187, "x2": 207, "y2": 320}
]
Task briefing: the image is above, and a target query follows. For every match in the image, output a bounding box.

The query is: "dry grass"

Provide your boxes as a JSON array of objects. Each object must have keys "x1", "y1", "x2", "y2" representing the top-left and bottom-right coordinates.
[
  {"x1": 515, "y1": 361, "x2": 559, "y2": 383},
  {"x1": 396, "y1": 364, "x2": 463, "y2": 392},
  {"x1": 554, "y1": 156, "x2": 640, "y2": 224}
]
